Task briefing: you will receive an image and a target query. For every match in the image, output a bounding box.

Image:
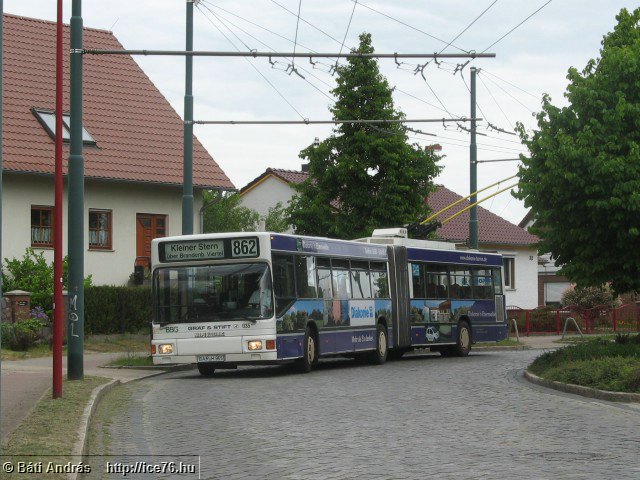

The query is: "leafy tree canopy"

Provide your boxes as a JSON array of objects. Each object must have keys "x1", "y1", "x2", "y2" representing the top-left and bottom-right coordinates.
[
  {"x1": 515, "y1": 8, "x2": 640, "y2": 294},
  {"x1": 203, "y1": 191, "x2": 260, "y2": 233},
  {"x1": 288, "y1": 33, "x2": 441, "y2": 239}
]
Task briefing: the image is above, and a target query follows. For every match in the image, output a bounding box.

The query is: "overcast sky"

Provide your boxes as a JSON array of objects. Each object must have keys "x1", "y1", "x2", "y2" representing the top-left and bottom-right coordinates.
[{"x1": 4, "y1": 1, "x2": 636, "y2": 225}]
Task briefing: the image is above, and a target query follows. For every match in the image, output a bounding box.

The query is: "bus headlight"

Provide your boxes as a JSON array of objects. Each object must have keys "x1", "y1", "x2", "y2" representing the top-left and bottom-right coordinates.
[
  {"x1": 158, "y1": 343, "x2": 174, "y2": 355},
  {"x1": 248, "y1": 340, "x2": 263, "y2": 351}
]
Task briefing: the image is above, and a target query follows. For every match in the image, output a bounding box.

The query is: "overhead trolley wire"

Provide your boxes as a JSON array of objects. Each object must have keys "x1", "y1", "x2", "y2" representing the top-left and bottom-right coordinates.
[
  {"x1": 196, "y1": 4, "x2": 307, "y2": 120},
  {"x1": 480, "y1": 68, "x2": 541, "y2": 101},
  {"x1": 292, "y1": 0, "x2": 302, "y2": 69},
  {"x1": 476, "y1": 72, "x2": 515, "y2": 131},
  {"x1": 478, "y1": 70, "x2": 538, "y2": 113},
  {"x1": 198, "y1": 3, "x2": 333, "y2": 101},
  {"x1": 479, "y1": 0, "x2": 553, "y2": 54},
  {"x1": 353, "y1": 0, "x2": 469, "y2": 53},
  {"x1": 437, "y1": 0, "x2": 498, "y2": 54},
  {"x1": 335, "y1": 0, "x2": 358, "y2": 71}
]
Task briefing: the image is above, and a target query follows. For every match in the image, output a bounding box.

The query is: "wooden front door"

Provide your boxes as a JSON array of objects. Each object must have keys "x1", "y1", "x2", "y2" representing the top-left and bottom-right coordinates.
[{"x1": 136, "y1": 214, "x2": 167, "y2": 268}]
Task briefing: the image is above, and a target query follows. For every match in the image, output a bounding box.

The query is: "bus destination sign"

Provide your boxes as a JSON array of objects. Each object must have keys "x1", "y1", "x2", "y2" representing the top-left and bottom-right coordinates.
[
  {"x1": 163, "y1": 240, "x2": 224, "y2": 262},
  {"x1": 160, "y1": 237, "x2": 260, "y2": 262}
]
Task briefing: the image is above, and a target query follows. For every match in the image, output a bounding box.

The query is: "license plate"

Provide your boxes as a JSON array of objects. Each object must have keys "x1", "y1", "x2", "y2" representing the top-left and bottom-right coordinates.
[{"x1": 197, "y1": 354, "x2": 225, "y2": 362}]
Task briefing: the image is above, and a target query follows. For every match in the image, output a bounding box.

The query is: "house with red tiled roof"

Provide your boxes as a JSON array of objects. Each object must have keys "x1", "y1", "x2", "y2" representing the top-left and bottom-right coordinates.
[
  {"x1": 240, "y1": 167, "x2": 540, "y2": 308},
  {"x1": 2, "y1": 14, "x2": 233, "y2": 284}
]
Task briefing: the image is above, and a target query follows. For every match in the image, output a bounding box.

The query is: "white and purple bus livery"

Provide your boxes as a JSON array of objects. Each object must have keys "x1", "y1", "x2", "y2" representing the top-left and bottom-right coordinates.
[{"x1": 151, "y1": 231, "x2": 507, "y2": 376}]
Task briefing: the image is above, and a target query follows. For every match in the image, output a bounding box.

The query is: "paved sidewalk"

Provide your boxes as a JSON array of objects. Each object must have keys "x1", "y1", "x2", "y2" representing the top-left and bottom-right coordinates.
[
  {"x1": 515, "y1": 334, "x2": 572, "y2": 349},
  {"x1": 0, "y1": 352, "x2": 161, "y2": 446}
]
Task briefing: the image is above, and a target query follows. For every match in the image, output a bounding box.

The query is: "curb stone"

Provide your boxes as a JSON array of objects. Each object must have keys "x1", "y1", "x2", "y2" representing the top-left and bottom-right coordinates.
[
  {"x1": 523, "y1": 370, "x2": 640, "y2": 403},
  {"x1": 69, "y1": 365, "x2": 196, "y2": 480},
  {"x1": 69, "y1": 379, "x2": 120, "y2": 480}
]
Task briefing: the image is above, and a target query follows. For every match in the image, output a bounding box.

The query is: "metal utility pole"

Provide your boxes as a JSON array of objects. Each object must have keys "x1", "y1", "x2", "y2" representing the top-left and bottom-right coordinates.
[
  {"x1": 53, "y1": 0, "x2": 64, "y2": 396},
  {"x1": 182, "y1": 0, "x2": 194, "y2": 235},
  {"x1": 0, "y1": 0, "x2": 5, "y2": 436},
  {"x1": 469, "y1": 67, "x2": 479, "y2": 249},
  {"x1": 68, "y1": 0, "x2": 84, "y2": 380}
]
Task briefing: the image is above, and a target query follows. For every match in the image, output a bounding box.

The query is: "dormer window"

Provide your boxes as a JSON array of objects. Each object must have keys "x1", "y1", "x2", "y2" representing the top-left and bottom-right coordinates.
[{"x1": 32, "y1": 108, "x2": 96, "y2": 145}]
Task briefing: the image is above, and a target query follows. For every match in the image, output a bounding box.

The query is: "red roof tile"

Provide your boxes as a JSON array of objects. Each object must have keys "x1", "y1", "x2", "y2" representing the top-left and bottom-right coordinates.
[
  {"x1": 427, "y1": 186, "x2": 538, "y2": 246},
  {"x1": 240, "y1": 168, "x2": 308, "y2": 194},
  {"x1": 2, "y1": 14, "x2": 233, "y2": 189},
  {"x1": 242, "y1": 168, "x2": 536, "y2": 246}
]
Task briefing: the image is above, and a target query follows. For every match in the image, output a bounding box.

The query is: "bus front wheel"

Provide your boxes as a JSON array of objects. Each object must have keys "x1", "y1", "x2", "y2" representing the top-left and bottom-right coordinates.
[
  {"x1": 368, "y1": 323, "x2": 388, "y2": 365},
  {"x1": 197, "y1": 363, "x2": 216, "y2": 377},
  {"x1": 296, "y1": 327, "x2": 317, "y2": 373}
]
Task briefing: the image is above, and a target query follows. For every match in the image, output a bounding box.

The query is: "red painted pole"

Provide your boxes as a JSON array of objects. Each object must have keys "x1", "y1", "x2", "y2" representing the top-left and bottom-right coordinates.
[
  {"x1": 525, "y1": 310, "x2": 530, "y2": 336},
  {"x1": 555, "y1": 309, "x2": 560, "y2": 335},
  {"x1": 53, "y1": 0, "x2": 64, "y2": 399}
]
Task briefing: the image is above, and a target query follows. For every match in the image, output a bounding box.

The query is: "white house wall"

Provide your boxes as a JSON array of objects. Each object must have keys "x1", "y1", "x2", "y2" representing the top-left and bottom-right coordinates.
[
  {"x1": 497, "y1": 248, "x2": 539, "y2": 309},
  {"x1": 239, "y1": 176, "x2": 296, "y2": 232},
  {"x1": 2, "y1": 174, "x2": 203, "y2": 285}
]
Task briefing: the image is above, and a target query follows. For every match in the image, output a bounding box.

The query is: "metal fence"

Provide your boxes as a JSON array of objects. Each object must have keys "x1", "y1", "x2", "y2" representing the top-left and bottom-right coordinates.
[{"x1": 506, "y1": 304, "x2": 640, "y2": 336}]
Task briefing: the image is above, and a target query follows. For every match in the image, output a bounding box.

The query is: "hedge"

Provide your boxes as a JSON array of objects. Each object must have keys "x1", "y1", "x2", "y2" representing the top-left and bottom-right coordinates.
[{"x1": 84, "y1": 286, "x2": 152, "y2": 334}]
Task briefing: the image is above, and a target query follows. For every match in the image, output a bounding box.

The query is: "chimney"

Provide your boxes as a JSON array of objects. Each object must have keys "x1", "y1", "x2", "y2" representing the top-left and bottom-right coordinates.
[{"x1": 301, "y1": 163, "x2": 309, "y2": 173}]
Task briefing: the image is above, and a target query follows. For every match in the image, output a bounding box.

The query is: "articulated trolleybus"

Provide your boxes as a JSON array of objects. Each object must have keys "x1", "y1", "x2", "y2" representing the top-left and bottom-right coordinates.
[{"x1": 151, "y1": 230, "x2": 508, "y2": 376}]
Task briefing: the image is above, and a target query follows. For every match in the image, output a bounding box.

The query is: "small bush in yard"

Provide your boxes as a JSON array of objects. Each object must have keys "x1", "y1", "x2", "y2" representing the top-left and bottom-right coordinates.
[
  {"x1": 1, "y1": 318, "x2": 45, "y2": 351},
  {"x1": 560, "y1": 284, "x2": 617, "y2": 309}
]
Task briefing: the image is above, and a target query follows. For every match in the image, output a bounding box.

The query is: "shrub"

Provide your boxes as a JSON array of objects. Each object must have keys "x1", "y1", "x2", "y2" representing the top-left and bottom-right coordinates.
[
  {"x1": 84, "y1": 286, "x2": 152, "y2": 334},
  {"x1": 560, "y1": 284, "x2": 617, "y2": 310},
  {"x1": 1, "y1": 318, "x2": 45, "y2": 351},
  {"x1": 2, "y1": 248, "x2": 92, "y2": 316}
]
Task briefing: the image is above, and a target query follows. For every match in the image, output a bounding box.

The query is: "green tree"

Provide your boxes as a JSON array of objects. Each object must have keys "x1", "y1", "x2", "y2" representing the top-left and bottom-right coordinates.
[
  {"x1": 263, "y1": 202, "x2": 290, "y2": 232},
  {"x1": 515, "y1": 8, "x2": 640, "y2": 294},
  {"x1": 288, "y1": 33, "x2": 441, "y2": 239},
  {"x1": 202, "y1": 191, "x2": 260, "y2": 233}
]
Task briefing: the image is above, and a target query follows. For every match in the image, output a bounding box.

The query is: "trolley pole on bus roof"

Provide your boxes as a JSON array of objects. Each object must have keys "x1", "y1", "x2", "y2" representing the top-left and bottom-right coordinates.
[
  {"x1": 183, "y1": 0, "x2": 195, "y2": 235},
  {"x1": 469, "y1": 67, "x2": 479, "y2": 250},
  {"x1": 68, "y1": 0, "x2": 84, "y2": 380}
]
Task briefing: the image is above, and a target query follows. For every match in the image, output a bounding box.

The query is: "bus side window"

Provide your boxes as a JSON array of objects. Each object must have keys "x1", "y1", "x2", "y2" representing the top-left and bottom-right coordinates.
[
  {"x1": 331, "y1": 258, "x2": 351, "y2": 299},
  {"x1": 294, "y1": 256, "x2": 318, "y2": 298},
  {"x1": 426, "y1": 264, "x2": 448, "y2": 299},
  {"x1": 410, "y1": 262, "x2": 426, "y2": 298},
  {"x1": 316, "y1": 257, "x2": 332, "y2": 299},
  {"x1": 492, "y1": 268, "x2": 503, "y2": 295},
  {"x1": 370, "y1": 262, "x2": 389, "y2": 298},
  {"x1": 472, "y1": 268, "x2": 494, "y2": 299},
  {"x1": 450, "y1": 268, "x2": 472, "y2": 299},
  {"x1": 272, "y1": 254, "x2": 296, "y2": 315},
  {"x1": 350, "y1": 260, "x2": 371, "y2": 299}
]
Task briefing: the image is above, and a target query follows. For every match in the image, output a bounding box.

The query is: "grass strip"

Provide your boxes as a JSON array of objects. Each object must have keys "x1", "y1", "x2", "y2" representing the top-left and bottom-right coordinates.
[
  {"x1": 107, "y1": 354, "x2": 154, "y2": 367},
  {"x1": 2, "y1": 376, "x2": 110, "y2": 479},
  {"x1": 528, "y1": 337, "x2": 640, "y2": 393},
  {"x1": 1, "y1": 334, "x2": 149, "y2": 361}
]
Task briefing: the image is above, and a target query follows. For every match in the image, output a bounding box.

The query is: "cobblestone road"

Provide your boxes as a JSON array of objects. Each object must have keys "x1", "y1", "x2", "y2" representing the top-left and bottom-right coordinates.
[{"x1": 84, "y1": 350, "x2": 640, "y2": 479}]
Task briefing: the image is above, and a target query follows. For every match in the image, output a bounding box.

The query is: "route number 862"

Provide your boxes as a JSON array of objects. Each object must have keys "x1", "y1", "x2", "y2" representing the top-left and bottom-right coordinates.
[{"x1": 231, "y1": 238, "x2": 258, "y2": 257}]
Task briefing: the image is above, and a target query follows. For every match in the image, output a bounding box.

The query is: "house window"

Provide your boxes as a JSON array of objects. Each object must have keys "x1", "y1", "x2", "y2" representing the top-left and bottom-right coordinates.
[
  {"x1": 31, "y1": 206, "x2": 54, "y2": 247},
  {"x1": 89, "y1": 210, "x2": 112, "y2": 250},
  {"x1": 32, "y1": 108, "x2": 96, "y2": 145},
  {"x1": 503, "y1": 257, "x2": 516, "y2": 289}
]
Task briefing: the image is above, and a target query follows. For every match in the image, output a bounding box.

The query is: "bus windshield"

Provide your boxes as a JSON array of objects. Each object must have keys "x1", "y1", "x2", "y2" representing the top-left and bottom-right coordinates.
[{"x1": 154, "y1": 263, "x2": 273, "y2": 325}]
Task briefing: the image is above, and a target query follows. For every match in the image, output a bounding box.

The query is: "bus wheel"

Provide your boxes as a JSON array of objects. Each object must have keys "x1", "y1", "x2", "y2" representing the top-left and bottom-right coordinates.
[
  {"x1": 197, "y1": 363, "x2": 216, "y2": 377},
  {"x1": 453, "y1": 320, "x2": 472, "y2": 357},
  {"x1": 369, "y1": 323, "x2": 388, "y2": 365},
  {"x1": 296, "y1": 327, "x2": 317, "y2": 373}
]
